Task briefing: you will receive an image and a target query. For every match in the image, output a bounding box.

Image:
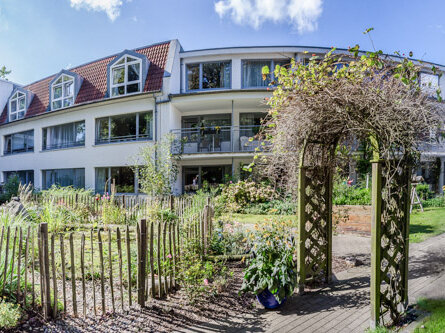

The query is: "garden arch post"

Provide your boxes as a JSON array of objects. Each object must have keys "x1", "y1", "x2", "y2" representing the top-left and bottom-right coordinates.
[
  {"x1": 297, "y1": 140, "x2": 336, "y2": 292},
  {"x1": 370, "y1": 154, "x2": 411, "y2": 328}
]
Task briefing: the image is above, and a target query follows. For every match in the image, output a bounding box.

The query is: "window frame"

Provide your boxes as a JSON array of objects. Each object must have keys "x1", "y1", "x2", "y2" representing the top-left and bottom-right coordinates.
[
  {"x1": 51, "y1": 74, "x2": 75, "y2": 111},
  {"x1": 185, "y1": 60, "x2": 232, "y2": 92},
  {"x1": 9, "y1": 91, "x2": 27, "y2": 122},
  {"x1": 42, "y1": 168, "x2": 85, "y2": 190},
  {"x1": 4, "y1": 130, "x2": 34, "y2": 155},
  {"x1": 95, "y1": 111, "x2": 153, "y2": 144},
  {"x1": 110, "y1": 55, "x2": 143, "y2": 97},
  {"x1": 95, "y1": 166, "x2": 138, "y2": 194},
  {"x1": 42, "y1": 120, "x2": 86, "y2": 151},
  {"x1": 241, "y1": 59, "x2": 289, "y2": 89}
]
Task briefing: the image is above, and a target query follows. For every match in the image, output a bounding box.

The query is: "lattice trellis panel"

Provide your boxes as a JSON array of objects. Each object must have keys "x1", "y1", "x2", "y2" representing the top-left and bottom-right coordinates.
[
  {"x1": 297, "y1": 165, "x2": 333, "y2": 287},
  {"x1": 371, "y1": 161, "x2": 410, "y2": 327},
  {"x1": 379, "y1": 164, "x2": 410, "y2": 321}
]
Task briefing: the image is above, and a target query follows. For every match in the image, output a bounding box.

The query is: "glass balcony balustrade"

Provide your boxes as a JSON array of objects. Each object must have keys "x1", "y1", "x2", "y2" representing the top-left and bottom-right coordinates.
[{"x1": 171, "y1": 125, "x2": 269, "y2": 154}]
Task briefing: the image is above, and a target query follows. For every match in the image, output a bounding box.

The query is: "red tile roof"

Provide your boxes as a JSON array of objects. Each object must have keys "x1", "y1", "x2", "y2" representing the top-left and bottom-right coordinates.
[{"x1": 0, "y1": 41, "x2": 171, "y2": 125}]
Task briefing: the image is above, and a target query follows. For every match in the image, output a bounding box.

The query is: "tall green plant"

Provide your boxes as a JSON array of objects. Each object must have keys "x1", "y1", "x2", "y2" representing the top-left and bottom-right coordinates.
[{"x1": 135, "y1": 134, "x2": 181, "y2": 196}]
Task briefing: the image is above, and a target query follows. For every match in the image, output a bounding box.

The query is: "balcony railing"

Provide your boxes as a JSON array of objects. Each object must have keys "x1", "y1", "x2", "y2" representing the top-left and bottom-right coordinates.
[
  {"x1": 42, "y1": 140, "x2": 85, "y2": 151},
  {"x1": 171, "y1": 125, "x2": 268, "y2": 154}
]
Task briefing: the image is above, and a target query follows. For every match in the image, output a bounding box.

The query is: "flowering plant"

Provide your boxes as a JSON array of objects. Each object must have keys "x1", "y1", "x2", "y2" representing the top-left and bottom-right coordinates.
[{"x1": 240, "y1": 220, "x2": 297, "y2": 303}]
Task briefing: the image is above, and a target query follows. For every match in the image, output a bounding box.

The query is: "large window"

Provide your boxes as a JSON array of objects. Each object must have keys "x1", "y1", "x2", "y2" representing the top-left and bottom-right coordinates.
[
  {"x1": 9, "y1": 91, "x2": 26, "y2": 121},
  {"x1": 96, "y1": 111, "x2": 153, "y2": 144},
  {"x1": 242, "y1": 59, "x2": 289, "y2": 88},
  {"x1": 110, "y1": 55, "x2": 142, "y2": 97},
  {"x1": 51, "y1": 74, "x2": 74, "y2": 110},
  {"x1": 186, "y1": 61, "x2": 231, "y2": 91},
  {"x1": 96, "y1": 167, "x2": 136, "y2": 193},
  {"x1": 4, "y1": 170, "x2": 34, "y2": 185},
  {"x1": 4, "y1": 130, "x2": 34, "y2": 155},
  {"x1": 42, "y1": 168, "x2": 85, "y2": 189},
  {"x1": 43, "y1": 121, "x2": 85, "y2": 150},
  {"x1": 183, "y1": 165, "x2": 231, "y2": 193}
]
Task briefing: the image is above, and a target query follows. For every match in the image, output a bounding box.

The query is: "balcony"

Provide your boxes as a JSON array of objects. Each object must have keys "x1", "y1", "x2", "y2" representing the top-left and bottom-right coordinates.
[{"x1": 171, "y1": 125, "x2": 268, "y2": 154}]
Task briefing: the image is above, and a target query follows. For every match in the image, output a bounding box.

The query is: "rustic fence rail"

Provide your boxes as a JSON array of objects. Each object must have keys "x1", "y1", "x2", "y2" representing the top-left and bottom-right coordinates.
[{"x1": 0, "y1": 197, "x2": 214, "y2": 319}]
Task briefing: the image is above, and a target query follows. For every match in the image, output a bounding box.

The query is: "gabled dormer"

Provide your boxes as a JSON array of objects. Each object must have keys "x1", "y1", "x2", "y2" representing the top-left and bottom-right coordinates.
[
  {"x1": 107, "y1": 50, "x2": 150, "y2": 98},
  {"x1": 49, "y1": 70, "x2": 83, "y2": 111},
  {"x1": 8, "y1": 86, "x2": 34, "y2": 122}
]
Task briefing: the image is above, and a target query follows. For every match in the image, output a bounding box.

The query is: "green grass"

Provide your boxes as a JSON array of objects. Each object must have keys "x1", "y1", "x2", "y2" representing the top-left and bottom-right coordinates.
[
  {"x1": 228, "y1": 207, "x2": 445, "y2": 244},
  {"x1": 414, "y1": 298, "x2": 445, "y2": 332},
  {"x1": 410, "y1": 207, "x2": 445, "y2": 243}
]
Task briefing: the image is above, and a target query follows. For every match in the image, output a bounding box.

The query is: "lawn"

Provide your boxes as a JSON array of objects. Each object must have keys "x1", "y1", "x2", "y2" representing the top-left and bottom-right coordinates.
[
  {"x1": 410, "y1": 207, "x2": 445, "y2": 243},
  {"x1": 414, "y1": 298, "x2": 445, "y2": 333},
  {"x1": 228, "y1": 207, "x2": 445, "y2": 244}
]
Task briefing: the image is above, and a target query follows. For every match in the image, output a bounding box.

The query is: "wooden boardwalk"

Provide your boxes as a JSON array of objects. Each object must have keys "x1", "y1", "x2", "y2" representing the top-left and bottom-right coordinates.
[{"x1": 182, "y1": 232, "x2": 445, "y2": 333}]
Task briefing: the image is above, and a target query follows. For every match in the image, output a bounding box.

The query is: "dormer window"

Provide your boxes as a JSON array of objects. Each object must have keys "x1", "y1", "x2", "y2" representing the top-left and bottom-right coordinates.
[
  {"x1": 51, "y1": 74, "x2": 74, "y2": 110},
  {"x1": 110, "y1": 55, "x2": 142, "y2": 97},
  {"x1": 9, "y1": 91, "x2": 26, "y2": 121}
]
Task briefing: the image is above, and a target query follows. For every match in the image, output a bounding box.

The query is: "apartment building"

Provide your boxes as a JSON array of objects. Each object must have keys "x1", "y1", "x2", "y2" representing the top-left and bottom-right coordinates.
[{"x1": 1, "y1": 40, "x2": 444, "y2": 194}]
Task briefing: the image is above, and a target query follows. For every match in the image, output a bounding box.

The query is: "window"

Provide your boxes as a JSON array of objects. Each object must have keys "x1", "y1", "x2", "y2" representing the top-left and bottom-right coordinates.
[
  {"x1": 4, "y1": 130, "x2": 34, "y2": 155},
  {"x1": 183, "y1": 165, "x2": 231, "y2": 193},
  {"x1": 4, "y1": 170, "x2": 34, "y2": 185},
  {"x1": 42, "y1": 168, "x2": 85, "y2": 189},
  {"x1": 9, "y1": 91, "x2": 26, "y2": 121},
  {"x1": 43, "y1": 121, "x2": 85, "y2": 150},
  {"x1": 95, "y1": 167, "x2": 136, "y2": 193},
  {"x1": 420, "y1": 73, "x2": 439, "y2": 97},
  {"x1": 110, "y1": 55, "x2": 142, "y2": 97},
  {"x1": 242, "y1": 59, "x2": 289, "y2": 88},
  {"x1": 96, "y1": 111, "x2": 153, "y2": 144},
  {"x1": 186, "y1": 61, "x2": 231, "y2": 91},
  {"x1": 51, "y1": 74, "x2": 74, "y2": 110}
]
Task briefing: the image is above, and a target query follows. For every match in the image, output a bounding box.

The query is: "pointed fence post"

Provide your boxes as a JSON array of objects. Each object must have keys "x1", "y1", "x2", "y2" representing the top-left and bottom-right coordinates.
[
  {"x1": 39, "y1": 223, "x2": 52, "y2": 319},
  {"x1": 137, "y1": 219, "x2": 147, "y2": 307},
  {"x1": 370, "y1": 160, "x2": 383, "y2": 329}
]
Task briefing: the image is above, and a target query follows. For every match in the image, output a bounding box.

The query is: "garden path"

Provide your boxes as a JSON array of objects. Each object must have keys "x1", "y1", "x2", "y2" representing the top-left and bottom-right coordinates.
[{"x1": 181, "y1": 232, "x2": 445, "y2": 333}]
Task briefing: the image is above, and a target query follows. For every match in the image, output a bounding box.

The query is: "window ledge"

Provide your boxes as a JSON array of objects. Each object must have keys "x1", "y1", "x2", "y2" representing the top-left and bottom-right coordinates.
[
  {"x1": 93, "y1": 139, "x2": 153, "y2": 147},
  {"x1": 40, "y1": 145, "x2": 86, "y2": 153},
  {"x1": 2, "y1": 151, "x2": 35, "y2": 157}
]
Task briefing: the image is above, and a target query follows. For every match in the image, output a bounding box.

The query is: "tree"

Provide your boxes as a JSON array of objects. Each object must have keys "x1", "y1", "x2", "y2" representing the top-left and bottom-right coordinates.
[
  {"x1": 0, "y1": 66, "x2": 11, "y2": 79},
  {"x1": 134, "y1": 134, "x2": 181, "y2": 196}
]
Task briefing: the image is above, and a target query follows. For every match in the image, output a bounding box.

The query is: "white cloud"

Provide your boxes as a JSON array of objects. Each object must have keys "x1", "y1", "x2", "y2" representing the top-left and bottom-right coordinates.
[
  {"x1": 214, "y1": 0, "x2": 323, "y2": 33},
  {"x1": 69, "y1": 0, "x2": 124, "y2": 21}
]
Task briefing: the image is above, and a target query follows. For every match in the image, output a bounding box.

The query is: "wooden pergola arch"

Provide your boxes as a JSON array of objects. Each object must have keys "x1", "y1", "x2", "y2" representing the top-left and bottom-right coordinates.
[{"x1": 296, "y1": 135, "x2": 411, "y2": 328}]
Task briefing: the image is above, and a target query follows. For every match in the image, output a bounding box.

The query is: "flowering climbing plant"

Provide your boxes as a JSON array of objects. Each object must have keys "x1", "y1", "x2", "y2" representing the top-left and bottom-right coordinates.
[{"x1": 240, "y1": 220, "x2": 297, "y2": 303}]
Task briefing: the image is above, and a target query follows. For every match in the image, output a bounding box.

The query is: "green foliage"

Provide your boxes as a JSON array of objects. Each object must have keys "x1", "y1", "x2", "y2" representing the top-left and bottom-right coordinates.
[
  {"x1": 415, "y1": 298, "x2": 445, "y2": 333},
  {"x1": 0, "y1": 301, "x2": 21, "y2": 330},
  {"x1": 214, "y1": 181, "x2": 278, "y2": 215},
  {"x1": 333, "y1": 181, "x2": 371, "y2": 205},
  {"x1": 0, "y1": 66, "x2": 11, "y2": 79},
  {"x1": 136, "y1": 134, "x2": 180, "y2": 196},
  {"x1": 243, "y1": 199, "x2": 296, "y2": 215},
  {"x1": 0, "y1": 175, "x2": 20, "y2": 203},
  {"x1": 210, "y1": 219, "x2": 248, "y2": 256},
  {"x1": 416, "y1": 184, "x2": 435, "y2": 200},
  {"x1": 177, "y1": 240, "x2": 230, "y2": 303},
  {"x1": 422, "y1": 196, "x2": 445, "y2": 208},
  {"x1": 240, "y1": 220, "x2": 297, "y2": 303}
]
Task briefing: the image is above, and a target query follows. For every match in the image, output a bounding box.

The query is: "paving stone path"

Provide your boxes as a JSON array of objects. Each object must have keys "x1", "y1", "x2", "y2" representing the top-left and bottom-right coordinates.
[{"x1": 182, "y1": 232, "x2": 445, "y2": 333}]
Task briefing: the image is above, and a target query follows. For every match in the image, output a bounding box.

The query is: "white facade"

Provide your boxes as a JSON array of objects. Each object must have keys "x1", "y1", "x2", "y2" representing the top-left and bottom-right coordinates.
[{"x1": 1, "y1": 41, "x2": 445, "y2": 194}]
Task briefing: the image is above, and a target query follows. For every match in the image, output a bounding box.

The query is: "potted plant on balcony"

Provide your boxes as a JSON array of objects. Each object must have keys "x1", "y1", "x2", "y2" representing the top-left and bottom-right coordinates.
[{"x1": 240, "y1": 221, "x2": 297, "y2": 309}]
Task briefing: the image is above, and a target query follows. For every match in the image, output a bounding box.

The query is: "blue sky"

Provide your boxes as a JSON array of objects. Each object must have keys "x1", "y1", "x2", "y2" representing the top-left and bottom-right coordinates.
[{"x1": 1, "y1": 0, "x2": 445, "y2": 84}]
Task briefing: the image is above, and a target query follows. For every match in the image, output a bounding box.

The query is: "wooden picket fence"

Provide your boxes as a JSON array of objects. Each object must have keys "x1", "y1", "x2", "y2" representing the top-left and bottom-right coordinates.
[{"x1": 0, "y1": 199, "x2": 214, "y2": 319}]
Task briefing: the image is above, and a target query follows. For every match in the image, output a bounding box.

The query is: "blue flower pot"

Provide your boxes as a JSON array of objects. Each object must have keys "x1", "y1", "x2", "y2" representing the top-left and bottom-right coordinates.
[{"x1": 256, "y1": 288, "x2": 287, "y2": 309}]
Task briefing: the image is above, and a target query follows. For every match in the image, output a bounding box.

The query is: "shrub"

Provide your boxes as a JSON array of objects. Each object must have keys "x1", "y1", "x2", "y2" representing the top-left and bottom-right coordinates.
[
  {"x1": 0, "y1": 301, "x2": 21, "y2": 330},
  {"x1": 210, "y1": 219, "x2": 248, "y2": 256},
  {"x1": 416, "y1": 184, "x2": 435, "y2": 200},
  {"x1": 214, "y1": 181, "x2": 278, "y2": 215},
  {"x1": 177, "y1": 240, "x2": 231, "y2": 303},
  {"x1": 0, "y1": 175, "x2": 20, "y2": 203},
  {"x1": 333, "y1": 181, "x2": 371, "y2": 205},
  {"x1": 240, "y1": 219, "x2": 297, "y2": 303},
  {"x1": 422, "y1": 196, "x2": 445, "y2": 208}
]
